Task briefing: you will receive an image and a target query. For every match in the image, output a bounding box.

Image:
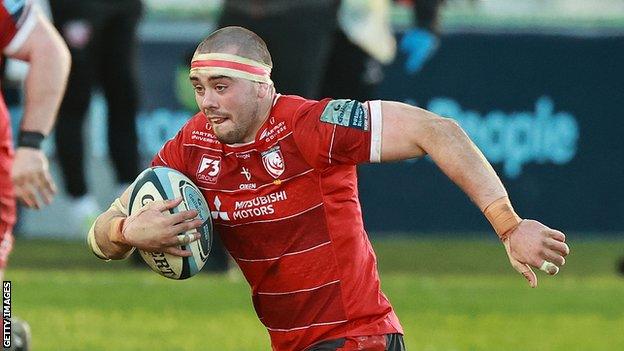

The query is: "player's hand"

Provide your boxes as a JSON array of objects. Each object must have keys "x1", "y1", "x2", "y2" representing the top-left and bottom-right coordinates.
[
  {"x1": 503, "y1": 219, "x2": 570, "y2": 288},
  {"x1": 12, "y1": 147, "x2": 57, "y2": 209},
  {"x1": 120, "y1": 197, "x2": 204, "y2": 257}
]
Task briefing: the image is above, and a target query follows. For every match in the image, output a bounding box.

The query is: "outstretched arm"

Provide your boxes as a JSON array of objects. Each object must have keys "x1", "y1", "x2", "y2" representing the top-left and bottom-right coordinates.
[
  {"x1": 378, "y1": 101, "x2": 570, "y2": 287},
  {"x1": 7, "y1": 6, "x2": 70, "y2": 208}
]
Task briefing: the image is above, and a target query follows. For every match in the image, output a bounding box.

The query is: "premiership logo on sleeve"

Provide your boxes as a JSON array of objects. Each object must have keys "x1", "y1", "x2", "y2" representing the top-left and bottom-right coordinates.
[
  {"x1": 320, "y1": 99, "x2": 369, "y2": 130},
  {"x1": 261, "y1": 146, "x2": 285, "y2": 179}
]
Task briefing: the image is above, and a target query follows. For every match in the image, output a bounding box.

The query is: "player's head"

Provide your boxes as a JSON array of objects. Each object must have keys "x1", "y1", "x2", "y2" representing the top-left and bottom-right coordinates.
[{"x1": 189, "y1": 26, "x2": 274, "y2": 144}]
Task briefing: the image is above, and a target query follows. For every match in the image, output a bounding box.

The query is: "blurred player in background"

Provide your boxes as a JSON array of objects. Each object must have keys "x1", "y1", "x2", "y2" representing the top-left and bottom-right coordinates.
[
  {"x1": 323, "y1": 0, "x2": 445, "y2": 101},
  {"x1": 48, "y1": 0, "x2": 143, "y2": 233},
  {"x1": 87, "y1": 27, "x2": 569, "y2": 351},
  {"x1": 0, "y1": 0, "x2": 70, "y2": 349}
]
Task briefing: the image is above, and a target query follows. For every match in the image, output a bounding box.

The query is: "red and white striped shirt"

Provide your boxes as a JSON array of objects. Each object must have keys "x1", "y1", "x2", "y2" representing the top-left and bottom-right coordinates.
[{"x1": 153, "y1": 94, "x2": 402, "y2": 351}]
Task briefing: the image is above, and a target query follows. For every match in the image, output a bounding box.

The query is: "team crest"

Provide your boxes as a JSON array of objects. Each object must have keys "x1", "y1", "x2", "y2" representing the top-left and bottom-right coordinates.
[{"x1": 261, "y1": 146, "x2": 285, "y2": 179}]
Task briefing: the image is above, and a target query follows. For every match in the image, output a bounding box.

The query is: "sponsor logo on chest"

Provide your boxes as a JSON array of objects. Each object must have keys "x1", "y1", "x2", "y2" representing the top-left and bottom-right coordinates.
[
  {"x1": 191, "y1": 129, "x2": 220, "y2": 144},
  {"x1": 258, "y1": 120, "x2": 287, "y2": 143},
  {"x1": 239, "y1": 167, "x2": 256, "y2": 189},
  {"x1": 196, "y1": 154, "x2": 221, "y2": 184},
  {"x1": 210, "y1": 190, "x2": 288, "y2": 221}
]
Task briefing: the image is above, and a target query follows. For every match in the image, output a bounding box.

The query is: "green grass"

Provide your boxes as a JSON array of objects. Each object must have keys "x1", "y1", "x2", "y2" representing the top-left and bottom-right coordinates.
[{"x1": 6, "y1": 237, "x2": 624, "y2": 351}]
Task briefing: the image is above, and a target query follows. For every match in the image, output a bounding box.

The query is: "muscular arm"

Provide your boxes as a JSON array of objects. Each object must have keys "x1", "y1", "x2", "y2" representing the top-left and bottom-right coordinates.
[
  {"x1": 10, "y1": 8, "x2": 70, "y2": 134},
  {"x1": 380, "y1": 101, "x2": 505, "y2": 210},
  {"x1": 6, "y1": 7, "x2": 70, "y2": 208},
  {"x1": 378, "y1": 101, "x2": 569, "y2": 287}
]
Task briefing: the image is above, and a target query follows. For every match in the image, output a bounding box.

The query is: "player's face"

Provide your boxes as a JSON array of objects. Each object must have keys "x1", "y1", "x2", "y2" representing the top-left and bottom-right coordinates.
[{"x1": 191, "y1": 73, "x2": 262, "y2": 144}]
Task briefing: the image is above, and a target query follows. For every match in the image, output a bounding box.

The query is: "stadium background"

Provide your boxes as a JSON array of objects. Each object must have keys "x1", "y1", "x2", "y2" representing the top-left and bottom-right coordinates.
[{"x1": 3, "y1": 0, "x2": 623, "y2": 350}]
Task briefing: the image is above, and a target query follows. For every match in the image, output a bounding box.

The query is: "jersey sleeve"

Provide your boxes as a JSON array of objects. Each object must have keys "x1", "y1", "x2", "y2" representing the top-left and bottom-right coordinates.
[
  {"x1": 292, "y1": 99, "x2": 383, "y2": 169},
  {"x1": 1, "y1": 0, "x2": 39, "y2": 55}
]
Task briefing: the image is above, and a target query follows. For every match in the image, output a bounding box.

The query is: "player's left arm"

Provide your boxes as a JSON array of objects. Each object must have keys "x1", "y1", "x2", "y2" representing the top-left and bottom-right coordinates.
[
  {"x1": 378, "y1": 101, "x2": 570, "y2": 288},
  {"x1": 6, "y1": 5, "x2": 71, "y2": 208}
]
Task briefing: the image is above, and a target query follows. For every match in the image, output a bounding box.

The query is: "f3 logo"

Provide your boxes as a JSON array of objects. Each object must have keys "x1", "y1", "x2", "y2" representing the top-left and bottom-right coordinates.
[{"x1": 197, "y1": 155, "x2": 221, "y2": 184}]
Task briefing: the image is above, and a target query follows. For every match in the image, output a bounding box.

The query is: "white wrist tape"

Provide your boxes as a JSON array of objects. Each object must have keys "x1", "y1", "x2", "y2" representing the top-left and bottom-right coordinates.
[{"x1": 86, "y1": 197, "x2": 134, "y2": 260}]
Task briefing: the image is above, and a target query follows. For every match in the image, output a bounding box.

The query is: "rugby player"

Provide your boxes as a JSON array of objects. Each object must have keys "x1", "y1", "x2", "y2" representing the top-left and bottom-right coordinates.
[{"x1": 88, "y1": 26, "x2": 569, "y2": 351}]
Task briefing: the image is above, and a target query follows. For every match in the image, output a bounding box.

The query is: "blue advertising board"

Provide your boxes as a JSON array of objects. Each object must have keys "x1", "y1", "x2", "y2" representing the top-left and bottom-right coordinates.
[{"x1": 360, "y1": 32, "x2": 624, "y2": 233}]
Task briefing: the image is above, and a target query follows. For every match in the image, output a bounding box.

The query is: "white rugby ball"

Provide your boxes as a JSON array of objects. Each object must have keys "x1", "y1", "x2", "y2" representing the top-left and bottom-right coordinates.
[{"x1": 128, "y1": 166, "x2": 213, "y2": 280}]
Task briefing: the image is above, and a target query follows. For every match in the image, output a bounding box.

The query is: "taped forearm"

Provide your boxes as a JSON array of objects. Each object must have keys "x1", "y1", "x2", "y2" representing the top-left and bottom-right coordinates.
[{"x1": 87, "y1": 198, "x2": 134, "y2": 260}]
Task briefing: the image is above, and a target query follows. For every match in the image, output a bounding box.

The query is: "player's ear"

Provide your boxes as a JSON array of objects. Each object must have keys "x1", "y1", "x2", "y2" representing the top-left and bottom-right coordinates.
[{"x1": 257, "y1": 82, "x2": 270, "y2": 98}]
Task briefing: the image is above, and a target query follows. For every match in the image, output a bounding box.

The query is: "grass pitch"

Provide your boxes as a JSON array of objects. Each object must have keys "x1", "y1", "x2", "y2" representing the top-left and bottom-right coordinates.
[{"x1": 6, "y1": 236, "x2": 624, "y2": 351}]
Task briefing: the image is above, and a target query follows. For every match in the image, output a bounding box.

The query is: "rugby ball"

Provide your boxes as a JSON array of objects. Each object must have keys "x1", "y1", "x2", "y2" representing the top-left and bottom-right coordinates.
[{"x1": 128, "y1": 167, "x2": 213, "y2": 280}]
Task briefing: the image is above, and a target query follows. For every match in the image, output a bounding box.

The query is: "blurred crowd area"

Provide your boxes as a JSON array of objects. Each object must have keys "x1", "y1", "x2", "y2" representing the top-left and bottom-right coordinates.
[
  {"x1": 141, "y1": 0, "x2": 624, "y2": 28},
  {"x1": 5, "y1": 0, "x2": 624, "y2": 238}
]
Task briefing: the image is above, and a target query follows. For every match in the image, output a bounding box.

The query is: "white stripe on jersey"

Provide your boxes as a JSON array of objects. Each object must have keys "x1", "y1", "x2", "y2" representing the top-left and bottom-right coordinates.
[
  {"x1": 222, "y1": 131, "x2": 294, "y2": 156},
  {"x1": 198, "y1": 168, "x2": 314, "y2": 193},
  {"x1": 266, "y1": 320, "x2": 348, "y2": 333},
  {"x1": 157, "y1": 151, "x2": 169, "y2": 166},
  {"x1": 236, "y1": 241, "x2": 330, "y2": 262},
  {"x1": 368, "y1": 100, "x2": 383, "y2": 163},
  {"x1": 182, "y1": 143, "x2": 221, "y2": 152},
  {"x1": 257, "y1": 279, "x2": 340, "y2": 296},
  {"x1": 218, "y1": 202, "x2": 322, "y2": 227},
  {"x1": 266, "y1": 131, "x2": 293, "y2": 149},
  {"x1": 327, "y1": 124, "x2": 337, "y2": 165}
]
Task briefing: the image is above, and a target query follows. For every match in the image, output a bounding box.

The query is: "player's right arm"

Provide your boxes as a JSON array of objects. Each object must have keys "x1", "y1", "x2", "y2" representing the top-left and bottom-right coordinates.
[
  {"x1": 88, "y1": 124, "x2": 205, "y2": 260},
  {"x1": 88, "y1": 184, "x2": 204, "y2": 260}
]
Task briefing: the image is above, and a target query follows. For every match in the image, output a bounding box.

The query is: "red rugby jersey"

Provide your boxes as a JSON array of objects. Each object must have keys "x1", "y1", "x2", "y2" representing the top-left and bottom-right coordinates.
[
  {"x1": 1, "y1": 0, "x2": 38, "y2": 230},
  {"x1": 153, "y1": 95, "x2": 402, "y2": 351}
]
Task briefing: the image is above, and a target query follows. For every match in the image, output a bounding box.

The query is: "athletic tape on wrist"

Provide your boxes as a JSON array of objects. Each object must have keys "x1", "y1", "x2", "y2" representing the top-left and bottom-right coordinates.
[
  {"x1": 190, "y1": 53, "x2": 272, "y2": 84},
  {"x1": 87, "y1": 220, "x2": 110, "y2": 261},
  {"x1": 483, "y1": 196, "x2": 521, "y2": 240},
  {"x1": 87, "y1": 197, "x2": 133, "y2": 260}
]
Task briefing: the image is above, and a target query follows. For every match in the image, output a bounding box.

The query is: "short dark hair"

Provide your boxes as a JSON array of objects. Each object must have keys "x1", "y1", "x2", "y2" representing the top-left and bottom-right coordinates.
[{"x1": 195, "y1": 26, "x2": 273, "y2": 67}]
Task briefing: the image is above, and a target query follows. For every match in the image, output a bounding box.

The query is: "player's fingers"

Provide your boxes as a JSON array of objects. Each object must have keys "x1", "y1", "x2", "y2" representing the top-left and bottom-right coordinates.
[
  {"x1": 540, "y1": 248, "x2": 565, "y2": 267},
  {"x1": 170, "y1": 220, "x2": 204, "y2": 237},
  {"x1": 163, "y1": 246, "x2": 193, "y2": 258},
  {"x1": 166, "y1": 209, "x2": 199, "y2": 225},
  {"x1": 35, "y1": 172, "x2": 55, "y2": 205},
  {"x1": 516, "y1": 262, "x2": 538, "y2": 288},
  {"x1": 165, "y1": 231, "x2": 200, "y2": 247},
  {"x1": 544, "y1": 238, "x2": 570, "y2": 256},
  {"x1": 152, "y1": 197, "x2": 183, "y2": 211},
  {"x1": 539, "y1": 260, "x2": 560, "y2": 275},
  {"x1": 175, "y1": 232, "x2": 201, "y2": 245},
  {"x1": 45, "y1": 171, "x2": 57, "y2": 194},
  {"x1": 545, "y1": 229, "x2": 566, "y2": 242},
  {"x1": 509, "y1": 256, "x2": 538, "y2": 288},
  {"x1": 15, "y1": 183, "x2": 39, "y2": 209},
  {"x1": 39, "y1": 171, "x2": 57, "y2": 202}
]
